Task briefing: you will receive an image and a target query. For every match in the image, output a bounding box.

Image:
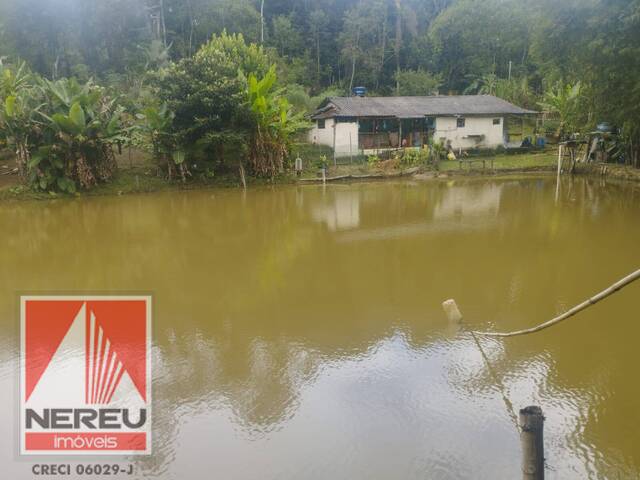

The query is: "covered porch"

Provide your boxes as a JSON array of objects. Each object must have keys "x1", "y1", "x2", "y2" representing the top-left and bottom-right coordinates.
[{"x1": 356, "y1": 117, "x2": 436, "y2": 152}]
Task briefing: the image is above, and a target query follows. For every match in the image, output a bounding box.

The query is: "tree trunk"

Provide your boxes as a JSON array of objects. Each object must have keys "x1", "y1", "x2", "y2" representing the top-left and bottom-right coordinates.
[
  {"x1": 16, "y1": 141, "x2": 29, "y2": 178},
  {"x1": 349, "y1": 26, "x2": 360, "y2": 94},
  {"x1": 260, "y1": 0, "x2": 265, "y2": 44},
  {"x1": 159, "y1": 0, "x2": 167, "y2": 48},
  {"x1": 394, "y1": 0, "x2": 402, "y2": 95},
  {"x1": 187, "y1": 0, "x2": 194, "y2": 56},
  {"x1": 316, "y1": 33, "x2": 321, "y2": 86},
  {"x1": 377, "y1": 9, "x2": 388, "y2": 90},
  {"x1": 239, "y1": 161, "x2": 247, "y2": 189}
]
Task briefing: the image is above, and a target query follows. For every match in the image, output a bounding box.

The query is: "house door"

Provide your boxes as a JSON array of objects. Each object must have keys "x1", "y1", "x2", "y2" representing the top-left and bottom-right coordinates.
[
  {"x1": 401, "y1": 118, "x2": 434, "y2": 148},
  {"x1": 400, "y1": 119, "x2": 422, "y2": 147}
]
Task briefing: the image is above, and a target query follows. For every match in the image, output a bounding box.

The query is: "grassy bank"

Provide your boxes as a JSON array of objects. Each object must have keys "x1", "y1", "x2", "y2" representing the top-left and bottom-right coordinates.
[
  {"x1": 0, "y1": 167, "x2": 291, "y2": 201},
  {"x1": 0, "y1": 148, "x2": 609, "y2": 201},
  {"x1": 299, "y1": 150, "x2": 558, "y2": 181}
]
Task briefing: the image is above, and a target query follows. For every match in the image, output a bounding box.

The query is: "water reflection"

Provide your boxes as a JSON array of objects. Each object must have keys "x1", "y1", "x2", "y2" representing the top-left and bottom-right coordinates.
[
  {"x1": 312, "y1": 189, "x2": 361, "y2": 231},
  {"x1": 0, "y1": 177, "x2": 639, "y2": 479},
  {"x1": 433, "y1": 182, "x2": 503, "y2": 220},
  {"x1": 335, "y1": 180, "x2": 507, "y2": 242},
  {"x1": 139, "y1": 332, "x2": 524, "y2": 479}
]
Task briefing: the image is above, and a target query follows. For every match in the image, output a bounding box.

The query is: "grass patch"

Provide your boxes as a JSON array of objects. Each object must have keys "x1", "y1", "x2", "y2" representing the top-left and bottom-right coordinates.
[{"x1": 439, "y1": 151, "x2": 556, "y2": 172}]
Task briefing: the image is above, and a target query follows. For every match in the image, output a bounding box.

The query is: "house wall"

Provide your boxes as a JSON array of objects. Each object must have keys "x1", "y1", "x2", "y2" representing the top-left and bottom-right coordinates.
[
  {"x1": 308, "y1": 119, "x2": 335, "y2": 147},
  {"x1": 308, "y1": 119, "x2": 359, "y2": 157},
  {"x1": 309, "y1": 115, "x2": 506, "y2": 155},
  {"x1": 434, "y1": 116, "x2": 504, "y2": 150}
]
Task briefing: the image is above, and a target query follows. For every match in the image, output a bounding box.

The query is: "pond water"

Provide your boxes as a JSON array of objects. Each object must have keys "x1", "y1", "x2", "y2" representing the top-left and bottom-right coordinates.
[{"x1": 1, "y1": 175, "x2": 639, "y2": 479}]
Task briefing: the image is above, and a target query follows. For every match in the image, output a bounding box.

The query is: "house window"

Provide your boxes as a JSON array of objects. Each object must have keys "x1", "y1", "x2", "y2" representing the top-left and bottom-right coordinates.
[
  {"x1": 457, "y1": 117, "x2": 466, "y2": 128},
  {"x1": 378, "y1": 118, "x2": 398, "y2": 132},
  {"x1": 318, "y1": 119, "x2": 326, "y2": 129},
  {"x1": 493, "y1": 118, "x2": 501, "y2": 125},
  {"x1": 359, "y1": 119, "x2": 374, "y2": 133}
]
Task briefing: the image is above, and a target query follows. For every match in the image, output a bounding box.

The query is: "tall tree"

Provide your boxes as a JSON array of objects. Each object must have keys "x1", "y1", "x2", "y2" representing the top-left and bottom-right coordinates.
[
  {"x1": 260, "y1": 0, "x2": 265, "y2": 43},
  {"x1": 308, "y1": 9, "x2": 328, "y2": 86},
  {"x1": 394, "y1": 0, "x2": 402, "y2": 95}
]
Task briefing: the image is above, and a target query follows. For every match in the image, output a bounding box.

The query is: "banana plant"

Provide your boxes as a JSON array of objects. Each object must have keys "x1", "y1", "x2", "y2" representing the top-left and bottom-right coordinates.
[
  {"x1": 0, "y1": 61, "x2": 29, "y2": 97},
  {"x1": 539, "y1": 81, "x2": 583, "y2": 138},
  {"x1": 38, "y1": 78, "x2": 127, "y2": 191},
  {"x1": 1, "y1": 67, "x2": 129, "y2": 192},
  {"x1": 0, "y1": 62, "x2": 41, "y2": 176},
  {"x1": 246, "y1": 65, "x2": 309, "y2": 176}
]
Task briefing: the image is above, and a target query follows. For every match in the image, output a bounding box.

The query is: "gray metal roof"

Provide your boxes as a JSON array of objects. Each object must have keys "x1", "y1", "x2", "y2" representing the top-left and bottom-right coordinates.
[{"x1": 311, "y1": 95, "x2": 537, "y2": 119}]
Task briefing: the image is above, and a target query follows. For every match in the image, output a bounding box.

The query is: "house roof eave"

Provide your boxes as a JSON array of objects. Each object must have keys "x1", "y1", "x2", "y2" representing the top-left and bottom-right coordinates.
[{"x1": 310, "y1": 95, "x2": 538, "y2": 119}]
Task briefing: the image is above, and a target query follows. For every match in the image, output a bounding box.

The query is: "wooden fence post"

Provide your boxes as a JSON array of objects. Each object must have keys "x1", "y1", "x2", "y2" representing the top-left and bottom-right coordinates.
[
  {"x1": 442, "y1": 299, "x2": 463, "y2": 324},
  {"x1": 557, "y1": 144, "x2": 563, "y2": 175},
  {"x1": 519, "y1": 406, "x2": 545, "y2": 480}
]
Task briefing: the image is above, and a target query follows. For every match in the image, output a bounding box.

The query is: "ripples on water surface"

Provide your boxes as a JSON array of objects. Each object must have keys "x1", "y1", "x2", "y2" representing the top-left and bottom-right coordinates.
[{"x1": 1, "y1": 176, "x2": 639, "y2": 479}]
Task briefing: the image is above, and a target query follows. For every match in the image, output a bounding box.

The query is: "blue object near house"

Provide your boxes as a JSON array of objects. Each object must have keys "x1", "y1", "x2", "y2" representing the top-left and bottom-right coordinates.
[{"x1": 353, "y1": 86, "x2": 367, "y2": 97}]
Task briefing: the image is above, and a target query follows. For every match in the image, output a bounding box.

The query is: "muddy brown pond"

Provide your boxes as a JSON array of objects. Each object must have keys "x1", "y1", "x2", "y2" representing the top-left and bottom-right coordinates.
[{"x1": 1, "y1": 176, "x2": 639, "y2": 479}]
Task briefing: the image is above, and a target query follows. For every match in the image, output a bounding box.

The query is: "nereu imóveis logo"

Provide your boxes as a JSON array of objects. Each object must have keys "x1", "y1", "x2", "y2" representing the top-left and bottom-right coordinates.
[{"x1": 20, "y1": 296, "x2": 151, "y2": 455}]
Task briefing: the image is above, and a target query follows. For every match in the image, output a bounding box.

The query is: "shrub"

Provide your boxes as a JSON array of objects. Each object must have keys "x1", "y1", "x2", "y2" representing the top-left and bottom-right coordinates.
[
  {"x1": 154, "y1": 31, "x2": 272, "y2": 172},
  {"x1": 367, "y1": 154, "x2": 380, "y2": 166},
  {"x1": 153, "y1": 32, "x2": 308, "y2": 178},
  {"x1": 401, "y1": 148, "x2": 430, "y2": 167},
  {"x1": 135, "y1": 103, "x2": 188, "y2": 181},
  {"x1": 315, "y1": 154, "x2": 328, "y2": 169}
]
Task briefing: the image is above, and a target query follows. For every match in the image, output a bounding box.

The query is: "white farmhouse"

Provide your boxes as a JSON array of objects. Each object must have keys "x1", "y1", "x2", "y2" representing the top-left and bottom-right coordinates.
[{"x1": 308, "y1": 95, "x2": 537, "y2": 157}]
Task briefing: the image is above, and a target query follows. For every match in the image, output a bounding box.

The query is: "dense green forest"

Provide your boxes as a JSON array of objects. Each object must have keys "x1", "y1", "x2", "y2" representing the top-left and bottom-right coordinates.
[{"x1": 0, "y1": 0, "x2": 639, "y2": 191}]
